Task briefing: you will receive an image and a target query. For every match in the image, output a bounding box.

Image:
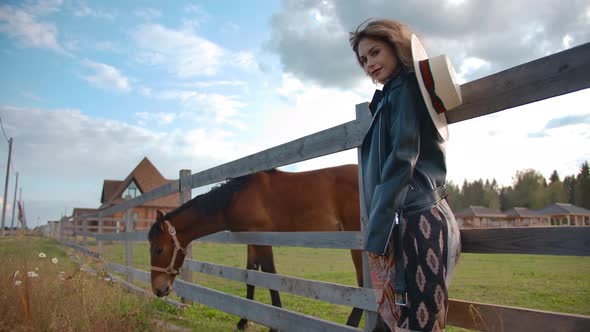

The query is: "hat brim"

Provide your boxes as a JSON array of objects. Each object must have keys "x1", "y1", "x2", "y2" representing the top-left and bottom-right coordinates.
[{"x1": 412, "y1": 34, "x2": 448, "y2": 141}]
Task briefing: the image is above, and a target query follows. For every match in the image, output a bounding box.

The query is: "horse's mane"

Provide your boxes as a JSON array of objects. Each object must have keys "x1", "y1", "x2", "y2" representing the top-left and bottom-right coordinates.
[{"x1": 149, "y1": 169, "x2": 276, "y2": 241}]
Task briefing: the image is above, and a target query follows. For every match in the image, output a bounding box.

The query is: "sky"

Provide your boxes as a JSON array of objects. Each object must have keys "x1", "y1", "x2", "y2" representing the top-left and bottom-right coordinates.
[{"x1": 0, "y1": 0, "x2": 589, "y2": 228}]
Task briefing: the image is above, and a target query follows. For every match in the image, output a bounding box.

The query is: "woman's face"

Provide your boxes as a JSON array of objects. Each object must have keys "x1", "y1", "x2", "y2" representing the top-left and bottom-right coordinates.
[{"x1": 357, "y1": 38, "x2": 399, "y2": 84}]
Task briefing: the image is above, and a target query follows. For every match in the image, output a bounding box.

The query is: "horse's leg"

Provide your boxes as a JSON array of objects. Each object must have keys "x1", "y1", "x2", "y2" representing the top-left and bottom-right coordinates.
[
  {"x1": 346, "y1": 249, "x2": 364, "y2": 327},
  {"x1": 257, "y1": 245, "x2": 282, "y2": 332},
  {"x1": 237, "y1": 245, "x2": 260, "y2": 330}
]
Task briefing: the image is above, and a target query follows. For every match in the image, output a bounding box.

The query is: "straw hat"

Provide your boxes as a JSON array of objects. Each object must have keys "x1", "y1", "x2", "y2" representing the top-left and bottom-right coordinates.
[{"x1": 412, "y1": 34, "x2": 462, "y2": 141}]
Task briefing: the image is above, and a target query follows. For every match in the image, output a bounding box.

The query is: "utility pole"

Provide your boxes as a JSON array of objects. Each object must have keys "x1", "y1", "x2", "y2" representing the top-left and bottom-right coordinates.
[
  {"x1": 9, "y1": 171, "x2": 18, "y2": 233},
  {"x1": 1, "y1": 138, "x2": 12, "y2": 237},
  {"x1": 17, "y1": 188, "x2": 21, "y2": 230}
]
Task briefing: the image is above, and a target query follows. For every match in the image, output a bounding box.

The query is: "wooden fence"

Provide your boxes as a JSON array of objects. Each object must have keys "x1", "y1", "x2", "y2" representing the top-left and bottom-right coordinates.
[{"x1": 44, "y1": 41, "x2": 590, "y2": 331}]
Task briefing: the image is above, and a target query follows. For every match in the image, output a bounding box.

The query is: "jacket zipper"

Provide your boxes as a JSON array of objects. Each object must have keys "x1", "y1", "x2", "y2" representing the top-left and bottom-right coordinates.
[{"x1": 381, "y1": 211, "x2": 398, "y2": 255}]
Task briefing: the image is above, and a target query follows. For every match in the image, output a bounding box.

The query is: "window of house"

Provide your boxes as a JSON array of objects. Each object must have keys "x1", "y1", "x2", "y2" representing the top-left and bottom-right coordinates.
[{"x1": 123, "y1": 181, "x2": 140, "y2": 199}]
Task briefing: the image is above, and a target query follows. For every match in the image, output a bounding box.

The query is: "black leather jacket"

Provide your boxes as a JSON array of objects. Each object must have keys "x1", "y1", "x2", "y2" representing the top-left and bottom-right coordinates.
[{"x1": 360, "y1": 70, "x2": 448, "y2": 255}]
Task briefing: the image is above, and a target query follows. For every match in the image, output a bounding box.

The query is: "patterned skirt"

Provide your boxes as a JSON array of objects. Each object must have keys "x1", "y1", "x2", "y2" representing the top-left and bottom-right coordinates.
[{"x1": 368, "y1": 199, "x2": 461, "y2": 332}]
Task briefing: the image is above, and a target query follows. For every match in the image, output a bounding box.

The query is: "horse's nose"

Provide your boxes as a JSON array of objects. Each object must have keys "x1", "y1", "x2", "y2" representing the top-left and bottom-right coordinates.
[{"x1": 155, "y1": 286, "x2": 170, "y2": 297}]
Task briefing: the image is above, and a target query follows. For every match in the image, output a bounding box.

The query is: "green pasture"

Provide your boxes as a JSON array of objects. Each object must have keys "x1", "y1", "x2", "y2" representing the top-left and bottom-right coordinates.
[
  {"x1": 2, "y1": 235, "x2": 588, "y2": 331},
  {"x1": 98, "y1": 239, "x2": 590, "y2": 331}
]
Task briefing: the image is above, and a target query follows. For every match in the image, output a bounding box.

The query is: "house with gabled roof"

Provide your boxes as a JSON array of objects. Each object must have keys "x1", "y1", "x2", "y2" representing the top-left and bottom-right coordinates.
[
  {"x1": 504, "y1": 207, "x2": 549, "y2": 227},
  {"x1": 454, "y1": 206, "x2": 508, "y2": 228},
  {"x1": 71, "y1": 207, "x2": 99, "y2": 234},
  {"x1": 536, "y1": 203, "x2": 590, "y2": 226},
  {"x1": 72, "y1": 157, "x2": 180, "y2": 232}
]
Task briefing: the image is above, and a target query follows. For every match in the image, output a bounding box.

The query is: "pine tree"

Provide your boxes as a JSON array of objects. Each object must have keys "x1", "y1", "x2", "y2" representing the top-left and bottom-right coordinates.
[
  {"x1": 547, "y1": 170, "x2": 567, "y2": 204},
  {"x1": 549, "y1": 170, "x2": 560, "y2": 183},
  {"x1": 445, "y1": 181, "x2": 463, "y2": 212},
  {"x1": 563, "y1": 175, "x2": 576, "y2": 204},
  {"x1": 574, "y1": 161, "x2": 590, "y2": 209}
]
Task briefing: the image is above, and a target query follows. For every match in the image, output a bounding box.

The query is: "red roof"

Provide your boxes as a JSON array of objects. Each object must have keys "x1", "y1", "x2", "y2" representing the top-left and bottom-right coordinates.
[{"x1": 99, "y1": 157, "x2": 179, "y2": 209}]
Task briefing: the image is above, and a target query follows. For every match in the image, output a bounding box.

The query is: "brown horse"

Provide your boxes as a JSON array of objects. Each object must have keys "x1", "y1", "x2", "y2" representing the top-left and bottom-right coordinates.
[{"x1": 148, "y1": 164, "x2": 363, "y2": 330}]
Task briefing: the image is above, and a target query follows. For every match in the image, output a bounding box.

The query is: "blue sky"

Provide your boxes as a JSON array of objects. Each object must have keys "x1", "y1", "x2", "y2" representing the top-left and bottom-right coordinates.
[{"x1": 0, "y1": 0, "x2": 589, "y2": 227}]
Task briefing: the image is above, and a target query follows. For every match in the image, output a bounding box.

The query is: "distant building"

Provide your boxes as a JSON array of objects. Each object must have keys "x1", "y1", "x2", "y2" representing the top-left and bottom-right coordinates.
[
  {"x1": 504, "y1": 207, "x2": 550, "y2": 227},
  {"x1": 536, "y1": 203, "x2": 590, "y2": 226},
  {"x1": 453, "y1": 203, "x2": 590, "y2": 229},
  {"x1": 454, "y1": 206, "x2": 507, "y2": 228},
  {"x1": 72, "y1": 157, "x2": 180, "y2": 232}
]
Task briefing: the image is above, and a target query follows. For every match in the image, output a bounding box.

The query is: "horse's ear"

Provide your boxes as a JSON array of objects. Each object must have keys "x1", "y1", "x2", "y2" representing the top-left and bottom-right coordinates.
[{"x1": 156, "y1": 210, "x2": 165, "y2": 222}]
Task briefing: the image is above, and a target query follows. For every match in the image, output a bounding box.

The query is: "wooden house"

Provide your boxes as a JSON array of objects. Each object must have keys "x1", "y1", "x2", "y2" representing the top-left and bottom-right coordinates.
[
  {"x1": 454, "y1": 206, "x2": 508, "y2": 228},
  {"x1": 536, "y1": 203, "x2": 590, "y2": 226},
  {"x1": 504, "y1": 207, "x2": 550, "y2": 227},
  {"x1": 72, "y1": 157, "x2": 180, "y2": 232}
]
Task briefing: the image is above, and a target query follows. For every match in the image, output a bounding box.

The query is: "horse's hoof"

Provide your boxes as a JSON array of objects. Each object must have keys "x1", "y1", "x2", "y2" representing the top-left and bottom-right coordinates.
[{"x1": 237, "y1": 318, "x2": 249, "y2": 330}]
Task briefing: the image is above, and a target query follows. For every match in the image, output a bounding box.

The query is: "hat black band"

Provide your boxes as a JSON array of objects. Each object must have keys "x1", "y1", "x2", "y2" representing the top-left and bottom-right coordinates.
[{"x1": 419, "y1": 59, "x2": 447, "y2": 114}]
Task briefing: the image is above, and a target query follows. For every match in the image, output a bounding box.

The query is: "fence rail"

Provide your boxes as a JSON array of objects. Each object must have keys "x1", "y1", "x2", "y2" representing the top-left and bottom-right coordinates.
[
  {"x1": 46, "y1": 41, "x2": 590, "y2": 331},
  {"x1": 84, "y1": 226, "x2": 590, "y2": 256}
]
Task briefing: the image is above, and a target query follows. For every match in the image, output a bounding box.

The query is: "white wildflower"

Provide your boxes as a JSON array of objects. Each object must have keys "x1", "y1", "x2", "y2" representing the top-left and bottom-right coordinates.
[
  {"x1": 27, "y1": 271, "x2": 39, "y2": 278},
  {"x1": 104, "y1": 277, "x2": 111, "y2": 282},
  {"x1": 52, "y1": 258, "x2": 58, "y2": 264},
  {"x1": 38, "y1": 252, "x2": 46, "y2": 258},
  {"x1": 14, "y1": 280, "x2": 22, "y2": 286}
]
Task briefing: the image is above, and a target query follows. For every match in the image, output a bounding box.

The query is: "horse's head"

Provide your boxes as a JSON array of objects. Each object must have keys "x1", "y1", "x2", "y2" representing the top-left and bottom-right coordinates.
[{"x1": 148, "y1": 210, "x2": 187, "y2": 297}]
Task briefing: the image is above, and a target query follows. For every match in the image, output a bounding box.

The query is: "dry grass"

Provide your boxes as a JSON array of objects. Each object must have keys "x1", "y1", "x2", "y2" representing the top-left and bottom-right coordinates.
[{"x1": 0, "y1": 235, "x2": 173, "y2": 331}]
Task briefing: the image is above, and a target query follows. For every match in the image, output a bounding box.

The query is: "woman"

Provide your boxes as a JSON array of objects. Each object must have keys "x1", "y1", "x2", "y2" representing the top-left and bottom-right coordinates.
[{"x1": 350, "y1": 19, "x2": 462, "y2": 331}]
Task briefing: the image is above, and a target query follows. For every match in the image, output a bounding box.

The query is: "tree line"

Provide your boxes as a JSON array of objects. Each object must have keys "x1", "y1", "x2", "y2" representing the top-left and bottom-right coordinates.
[{"x1": 446, "y1": 161, "x2": 590, "y2": 212}]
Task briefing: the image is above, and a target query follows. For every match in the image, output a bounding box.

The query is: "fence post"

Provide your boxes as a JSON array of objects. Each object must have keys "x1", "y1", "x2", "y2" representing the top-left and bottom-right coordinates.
[
  {"x1": 72, "y1": 217, "x2": 77, "y2": 244},
  {"x1": 179, "y1": 169, "x2": 193, "y2": 304},
  {"x1": 98, "y1": 217, "x2": 103, "y2": 258},
  {"x1": 356, "y1": 103, "x2": 377, "y2": 331},
  {"x1": 125, "y1": 209, "x2": 134, "y2": 283},
  {"x1": 82, "y1": 218, "x2": 87, "y2": 248},
  {"x1": 59, "y1": 217, "x2": 64, "y2": 242}
]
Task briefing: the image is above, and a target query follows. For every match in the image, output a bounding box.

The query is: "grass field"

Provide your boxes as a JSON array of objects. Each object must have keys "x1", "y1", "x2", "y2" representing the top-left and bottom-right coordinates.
[
  {"x1": 102, "y1": 239, "x2": 590, "y2": 330},
  {"x1": 0, "y1": 235, "x2": 176, "y2": 331},
  {"x1": 1, "y1": 235, "x2": 589, "y2": 331}
]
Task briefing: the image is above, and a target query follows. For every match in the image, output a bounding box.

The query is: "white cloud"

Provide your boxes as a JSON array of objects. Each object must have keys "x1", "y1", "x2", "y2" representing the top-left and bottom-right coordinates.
[
  {"x1": 251, "y1": 74, "x2": 590, "y2": 190},
  {"x1": 23, "y1": 0, "x2": 63, "y2": 16},
  {"x1": 80, "y1": 60, "x2": 131, "y2": 93},
  {"x1": 0, "y1": 105, "x2": 249, "y2": 225},
  {"x1": 446, "y1": 89, "x2": 590, "y2": 186},
  {"x1": 136, "y1": 111, "x2": 177, "y2": 126},
  {"x1": 134, "y1": 7, "x2": 161, "y2": 20},
  {"x1": 455, "y1": 57, "x2": 491, "y2": 84},
  {"x1": 0, "y1": 2, "x2": 64, "y2": 53},
  {"x1": 131, "y1": 23, "x2": 256, "y2": 78},
  {"x1": 562, "y1": 34, "x2": 573, "y2": 48},
  {"x1": 138, "y1": 86, "x2": 152, "y2": 97},
  {"x1": 94, "y1": 41, "x2": 121, "y2": 52},
  {"x1": 221, "y1": 22, "x2": 240, "y2": 33},
  {"x1": 268, "y1": 0, "x2": 590, "y2": 88},
  {"x1": 71, "y1": 1, "x2": 115, "y2": 19},
  {"x1": 18, "y1": 90, "x2": 42, "y2": 102},
  {"x1": 171, "y1": 80, "x2": 248, "y2": 89},
  {"x1": 152, "y1": 89, "x2": 246, "y2": 128},
  {"x1": 254, "y1": 74, "x2": 366, "y2": 167}
]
